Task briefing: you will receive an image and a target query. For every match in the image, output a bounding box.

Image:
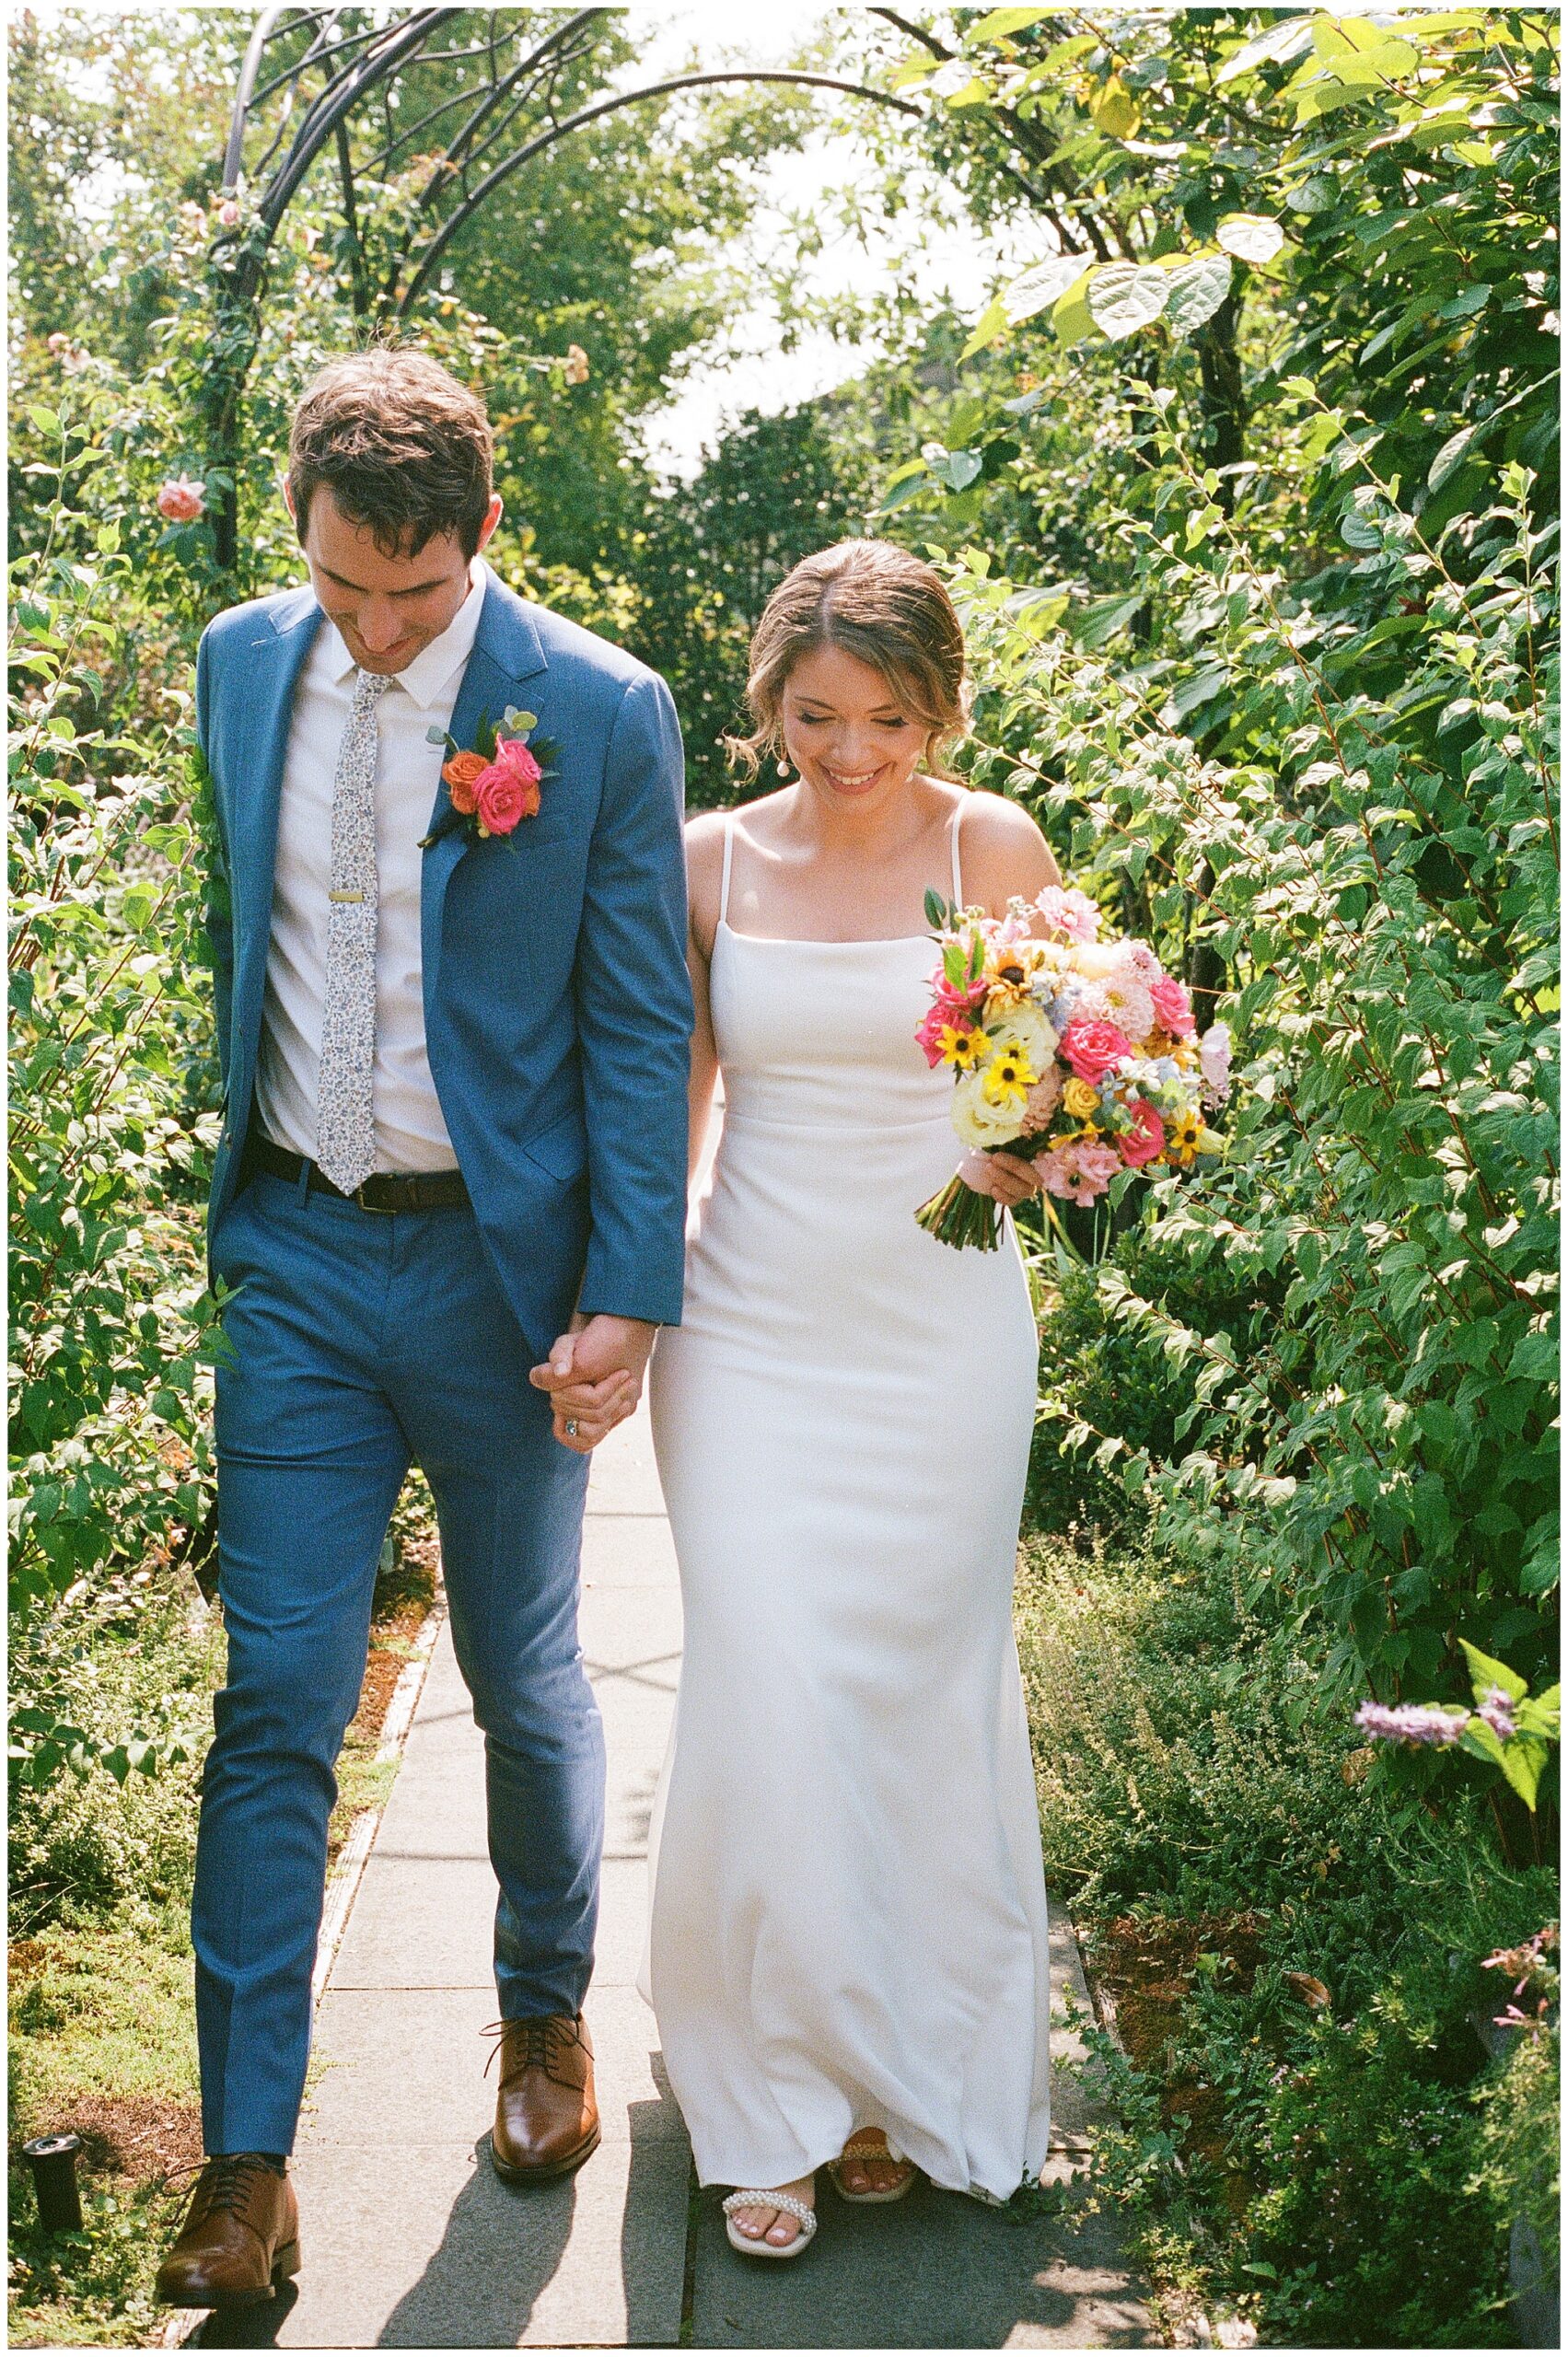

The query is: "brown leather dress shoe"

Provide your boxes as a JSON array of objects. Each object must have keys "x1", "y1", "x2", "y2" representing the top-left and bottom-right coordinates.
[
  {"x1": 155, "y1": 2154, "x2": 300, "y2": 2309},
  {"x1": 489, "y1": 2013, "x2": 601, "y2": 2183}
]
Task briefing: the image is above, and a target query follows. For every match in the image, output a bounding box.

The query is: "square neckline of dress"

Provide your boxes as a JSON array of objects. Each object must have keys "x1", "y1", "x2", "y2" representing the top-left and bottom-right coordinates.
[{"x1": 715, "y1": 802, "x2": 965, "y2": 948}]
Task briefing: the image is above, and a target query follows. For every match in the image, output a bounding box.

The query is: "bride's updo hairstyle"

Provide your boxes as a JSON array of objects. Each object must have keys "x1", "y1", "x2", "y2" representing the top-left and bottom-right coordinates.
[{"x1": 730, "y1": 540, "x2": 970, "y2": 782}]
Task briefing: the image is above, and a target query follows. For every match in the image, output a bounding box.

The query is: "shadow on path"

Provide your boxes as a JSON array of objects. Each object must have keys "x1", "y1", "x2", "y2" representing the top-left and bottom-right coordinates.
[
  {"x1": 375, "y1": 2137, "x2": 575, "y2": 2347},
  {"x1": 691, "y1": 2172, "x2": 1155, "y2": 2350},
  {"x1": 190, "y1": 2281, "x2": 299, "y2": 2349}
]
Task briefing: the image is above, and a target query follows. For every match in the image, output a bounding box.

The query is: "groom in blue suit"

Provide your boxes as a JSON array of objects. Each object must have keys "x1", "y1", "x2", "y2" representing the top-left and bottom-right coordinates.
[{"x1": 157, "y1": 349, "x2": 691, "y2": 2310}]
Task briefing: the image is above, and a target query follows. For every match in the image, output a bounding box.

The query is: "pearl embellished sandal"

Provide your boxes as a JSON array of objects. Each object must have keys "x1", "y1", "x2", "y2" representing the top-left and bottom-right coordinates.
[
  {"x1": 722, "y1": 2187, "x2": 818, "y2": 2258},
  {"x1": 827, "y1": 2136, "x2": 918, "y2": 2205}
]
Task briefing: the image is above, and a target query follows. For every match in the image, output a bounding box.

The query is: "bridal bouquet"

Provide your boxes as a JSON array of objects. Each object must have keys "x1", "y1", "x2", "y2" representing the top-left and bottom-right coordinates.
[{"x1": 914, "y1": 885, "x2": 1231, "y2": 1250}]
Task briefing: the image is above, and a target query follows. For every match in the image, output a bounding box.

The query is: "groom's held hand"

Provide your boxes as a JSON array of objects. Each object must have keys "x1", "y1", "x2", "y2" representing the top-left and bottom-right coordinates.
[{"x1": 529, "y1": 1314, "x2": 656, "y2": 1452}]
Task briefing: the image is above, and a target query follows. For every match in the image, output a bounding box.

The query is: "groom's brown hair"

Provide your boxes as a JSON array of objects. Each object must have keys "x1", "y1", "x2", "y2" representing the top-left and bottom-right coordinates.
[{"x1": 288, "y1": 346, "x2": 494, "y2": 559}]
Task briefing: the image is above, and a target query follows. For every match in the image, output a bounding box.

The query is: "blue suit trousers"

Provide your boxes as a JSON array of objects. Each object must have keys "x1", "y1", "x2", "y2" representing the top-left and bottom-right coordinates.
[{"x1": 193, "y1": 1168, "x2": 601, "y2": 2156}]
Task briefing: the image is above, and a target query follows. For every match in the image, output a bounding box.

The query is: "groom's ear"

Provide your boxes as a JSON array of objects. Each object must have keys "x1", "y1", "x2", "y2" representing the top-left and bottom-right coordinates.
[
  {"x1": 476, "y1": 491, "x2": 504, "y2": 555},
  {"x1": 282, "y1": 476, "x2": 297, "y2": 528}
]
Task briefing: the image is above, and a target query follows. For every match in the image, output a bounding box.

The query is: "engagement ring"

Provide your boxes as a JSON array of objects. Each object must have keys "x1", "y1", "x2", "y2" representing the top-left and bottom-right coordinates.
[{"x1": 565, "y1": 1419, "x2": 578, "y2": 1436}]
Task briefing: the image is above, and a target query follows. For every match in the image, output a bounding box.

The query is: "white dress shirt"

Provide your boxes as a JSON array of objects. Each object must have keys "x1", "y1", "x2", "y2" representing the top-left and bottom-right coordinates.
[{"x1": 254, "y1": 561, "x2": 486, "y2": 1173}]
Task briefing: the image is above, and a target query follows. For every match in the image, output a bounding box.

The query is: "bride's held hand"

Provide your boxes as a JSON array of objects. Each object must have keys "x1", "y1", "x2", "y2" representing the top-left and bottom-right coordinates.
[
  {"x1": 958, "y1": 1148, "x2": 1040, "y2": 1208},
  {"x1": 529, "y1": 1312, "x2": 656, "y2": 1452}
]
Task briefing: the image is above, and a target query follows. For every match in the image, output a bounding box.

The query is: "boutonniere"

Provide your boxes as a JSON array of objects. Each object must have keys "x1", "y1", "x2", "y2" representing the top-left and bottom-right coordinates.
[{"x1": 419, "y1": 707, "x2": 559, "y2": 850}]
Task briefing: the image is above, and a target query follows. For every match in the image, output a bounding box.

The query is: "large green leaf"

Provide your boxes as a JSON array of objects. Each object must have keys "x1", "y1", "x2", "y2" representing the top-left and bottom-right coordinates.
[
  {"x1": 1164, "y1": 253, "x2": 1233, "y2": 335},
  {"x1": 1217, "y1": 214, "x2": 1286, "y2": 265},
  {"x1": 1086, "y1": 261, "x2": 1171, "y2": 341},
  {"x1": 1004, "y1": 255, "x2": 1093, "y2": 324},
  {"x1": 1215, "y1": 15, "x2": 1316, "y2": 83},
  {"x1": 1458, "y1": 1637, "x2": 1529, "y2": 1706}
]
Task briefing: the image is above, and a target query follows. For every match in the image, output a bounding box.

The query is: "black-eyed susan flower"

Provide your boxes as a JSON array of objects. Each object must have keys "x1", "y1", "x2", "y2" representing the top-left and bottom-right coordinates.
[
  {"x1": 981, "y1": 1041, "x2": 1038, "y2": 1111},
  {"x1": 938, "y1": 1023, "x2": 989, "y2": 1072}
]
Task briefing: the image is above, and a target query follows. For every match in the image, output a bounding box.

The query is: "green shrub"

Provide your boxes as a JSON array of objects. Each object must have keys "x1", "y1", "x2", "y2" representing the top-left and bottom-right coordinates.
[
  {"x1": 1016, "y1": 1530, "x2": 1406, "y2": 1914},
  {"x1": 1245, "y1": 2020, "x2": 1507, "y2": 2348},
  {"x1": 8, "y1": 1580, "x2": 220, "y2": 1935},
  {"x1": 1020, "y1": 1525, "x2": 1558, "y2": 2346},
  {"x1": 1471, "y1": 2021, "x2": 1561, "y2": 2281}
]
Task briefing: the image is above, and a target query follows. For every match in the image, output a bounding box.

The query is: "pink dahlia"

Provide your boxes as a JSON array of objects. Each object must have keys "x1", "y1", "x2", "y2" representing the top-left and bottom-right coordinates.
[{"x1": 1033, "y1": 885, "x2": 1100, "y2": 944}]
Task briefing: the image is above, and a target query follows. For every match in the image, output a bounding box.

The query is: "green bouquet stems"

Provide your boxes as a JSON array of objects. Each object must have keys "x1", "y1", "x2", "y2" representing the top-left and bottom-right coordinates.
[
  {"x1": 914, "y1": 1171, "x2": 1005, "y2": 1251},
  {"x1": 916, "y1": 1142, "x2": 1043, "y2": 1251}
]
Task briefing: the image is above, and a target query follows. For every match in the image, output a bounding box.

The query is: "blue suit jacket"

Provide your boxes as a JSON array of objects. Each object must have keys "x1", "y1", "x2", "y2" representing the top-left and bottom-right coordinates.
[{"x1": 196, "y1": 568, "x2": 693, "y2": 1359}]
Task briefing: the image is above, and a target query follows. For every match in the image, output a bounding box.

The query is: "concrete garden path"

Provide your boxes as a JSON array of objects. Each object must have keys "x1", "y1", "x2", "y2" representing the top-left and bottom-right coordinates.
[{"x1": 248, "y1": 1403, "x2": 1154, "y2": 2351}]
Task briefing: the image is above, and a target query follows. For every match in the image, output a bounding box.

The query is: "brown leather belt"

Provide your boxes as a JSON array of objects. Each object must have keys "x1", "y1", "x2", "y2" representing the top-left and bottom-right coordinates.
[{"x1": 244, "y1": 1132, "x2": 470, "y2": 1214}]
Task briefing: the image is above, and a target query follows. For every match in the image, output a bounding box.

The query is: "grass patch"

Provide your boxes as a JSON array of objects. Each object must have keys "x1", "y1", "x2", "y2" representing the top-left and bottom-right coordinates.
[{"x1": 1016, "y1": 1524, "x2": 1559, "y2": 2349}]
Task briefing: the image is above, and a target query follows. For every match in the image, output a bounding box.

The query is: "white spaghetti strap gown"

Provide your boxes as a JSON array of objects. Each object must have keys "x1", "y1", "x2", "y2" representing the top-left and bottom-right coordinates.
[{"x1": 645, "y1": 801, "x2": 1051, "y2": 2203}]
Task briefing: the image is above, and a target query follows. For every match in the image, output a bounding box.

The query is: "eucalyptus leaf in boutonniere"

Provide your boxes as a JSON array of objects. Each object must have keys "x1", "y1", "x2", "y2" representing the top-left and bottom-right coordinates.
[{"x1": 419, "y1": 706, "x2": 561, "y2": 850}]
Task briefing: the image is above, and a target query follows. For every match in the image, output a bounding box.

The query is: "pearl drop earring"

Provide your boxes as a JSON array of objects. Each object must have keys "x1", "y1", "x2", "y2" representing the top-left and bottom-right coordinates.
[{"x1": 776, "y1": 758, "x2": 791, "y2": 778}]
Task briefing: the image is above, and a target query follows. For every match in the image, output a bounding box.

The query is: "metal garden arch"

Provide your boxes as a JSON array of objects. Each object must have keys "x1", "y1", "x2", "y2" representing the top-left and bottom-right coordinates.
[{"x1": 205, "y1": 6, "x2": 924, "y2": 568}]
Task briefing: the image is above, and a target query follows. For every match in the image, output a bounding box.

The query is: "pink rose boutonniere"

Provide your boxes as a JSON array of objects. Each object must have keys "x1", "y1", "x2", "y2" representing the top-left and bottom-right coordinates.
[{"x1": 421, "y1": 707, "x2": 558, "y2": 850}]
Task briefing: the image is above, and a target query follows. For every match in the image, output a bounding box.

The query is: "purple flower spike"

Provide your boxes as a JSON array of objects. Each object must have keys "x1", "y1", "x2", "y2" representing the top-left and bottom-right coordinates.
[
  {"x1": 1353, "y1": 1700, "x2": 1466, "y2": 1747},
  {"x1": 1476, "y1": 1687, "x2": 1517, "y2": 1741}
]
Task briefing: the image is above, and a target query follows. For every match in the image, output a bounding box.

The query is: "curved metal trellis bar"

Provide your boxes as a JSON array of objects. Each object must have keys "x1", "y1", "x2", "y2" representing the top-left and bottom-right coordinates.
[{"x1": 203, "y1": 6, "x2": 924, "y2": 568}]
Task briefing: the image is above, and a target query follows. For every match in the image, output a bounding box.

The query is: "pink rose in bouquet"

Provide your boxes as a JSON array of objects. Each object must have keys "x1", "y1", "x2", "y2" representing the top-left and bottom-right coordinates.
[
  {"x1": 917, "y1": 1002, "x2": 974, "y2": 1068},
  {"x1": 927, "y1": 964, "x2": 989, "y2": 1021},
  {"x1": 1060, "y1": 1017, "x2": 1133, "y2": 1084},
  {"x1": 1149, "y1": 974, "x2": 1196, "y2": 1039},
  {"x1": 1117, "y1": 1097, "x2": 1167, "y2": 1168}
]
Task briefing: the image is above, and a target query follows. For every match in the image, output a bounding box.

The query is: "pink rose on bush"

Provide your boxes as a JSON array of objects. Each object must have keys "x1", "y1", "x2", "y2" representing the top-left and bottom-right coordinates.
[
  {"x1": 1034, "y1": 1136, "x2": 1121, "y2": 1205},
  {"x1": 157, "y1": 473, "x2": 207, "y2": 523},
  {"x1": 473, "y1": 736, "x2": 542, "y2": 835},
  {"x1": 216, "y1": 198, "x2": 241, "y2": 227},
  {"x1": 1149, "y1": 974, "x2": 1196, "y2": 1038},
  {"x1": 1060, "y1": 1016, "x2": 1133, "y2": 1084},
  {"x1": 1117, "y1": 1098, "x2": 1167, "y2": 1167}
]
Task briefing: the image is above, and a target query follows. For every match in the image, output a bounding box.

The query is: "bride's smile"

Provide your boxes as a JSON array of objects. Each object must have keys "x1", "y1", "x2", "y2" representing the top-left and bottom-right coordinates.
[{"x1": 782, "y1": 643, "x2": 924, "y2": 817}]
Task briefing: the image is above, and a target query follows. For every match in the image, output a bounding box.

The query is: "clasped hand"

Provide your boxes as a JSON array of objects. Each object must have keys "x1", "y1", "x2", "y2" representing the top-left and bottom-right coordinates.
[
  {"x1": 528, "y1": 1312, "x2": 656, "y2": 1453},
  {"x1": 958, "y1": 1149, "x2": 1040, "y2": 1209}
]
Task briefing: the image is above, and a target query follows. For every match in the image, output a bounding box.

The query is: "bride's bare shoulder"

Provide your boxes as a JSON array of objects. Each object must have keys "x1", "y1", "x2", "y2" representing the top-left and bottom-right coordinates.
[{"x1": 954, "y1": 785, "x2": 1063, "y2": 900}]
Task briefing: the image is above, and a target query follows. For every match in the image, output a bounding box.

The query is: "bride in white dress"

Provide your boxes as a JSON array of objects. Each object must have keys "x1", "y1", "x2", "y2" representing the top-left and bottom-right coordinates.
[{"x1": 645, "y1": 541, "x2": 1059, "y2": 2258}]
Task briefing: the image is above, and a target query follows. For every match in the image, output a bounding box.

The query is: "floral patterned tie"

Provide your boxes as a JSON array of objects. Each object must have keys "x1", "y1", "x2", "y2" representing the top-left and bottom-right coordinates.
[{"x1": 315, "y1": 667, "x2": 393, "y2": 1193}]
